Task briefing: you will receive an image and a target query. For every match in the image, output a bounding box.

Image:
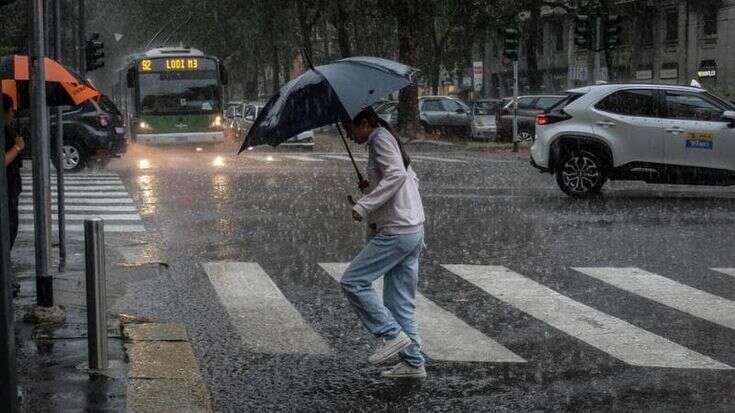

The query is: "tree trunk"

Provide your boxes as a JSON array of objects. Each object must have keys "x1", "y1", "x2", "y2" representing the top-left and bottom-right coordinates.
[
  {"x1": 332, "y1": 2, "x2": 352, "y2": 58},
  {"x1": 525, "y1": 6, "x2": 542, "y2": 92},
  {"x1": 394, "y1": 0, "x2": 419, "y2": 140}
]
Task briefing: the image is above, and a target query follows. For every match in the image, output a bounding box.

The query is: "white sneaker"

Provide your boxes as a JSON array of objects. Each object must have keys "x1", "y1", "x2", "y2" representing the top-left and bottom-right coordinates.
[
  {"x1": 368, "y1": 331, "x2": 411, "y2": 366},
  {"x1": 381, "y1": 361, "x2": 427, "y2": 379}
]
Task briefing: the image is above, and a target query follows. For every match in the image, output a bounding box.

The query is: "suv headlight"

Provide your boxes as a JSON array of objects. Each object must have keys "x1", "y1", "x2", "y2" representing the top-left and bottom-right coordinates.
[{"x1": 211, "y1": 115, "x2": 223, "y2": 128}]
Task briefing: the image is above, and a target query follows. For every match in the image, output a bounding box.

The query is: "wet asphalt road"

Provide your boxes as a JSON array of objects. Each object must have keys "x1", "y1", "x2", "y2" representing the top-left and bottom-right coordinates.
[{"x1": 106, "y1": 138, "x2": 735, "y2": 411}]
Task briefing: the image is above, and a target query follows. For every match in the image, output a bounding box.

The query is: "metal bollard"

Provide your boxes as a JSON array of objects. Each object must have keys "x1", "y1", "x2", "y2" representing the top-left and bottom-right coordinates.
[{"x1": 84, "y1": 219, "x2": 108, "y2": 370}]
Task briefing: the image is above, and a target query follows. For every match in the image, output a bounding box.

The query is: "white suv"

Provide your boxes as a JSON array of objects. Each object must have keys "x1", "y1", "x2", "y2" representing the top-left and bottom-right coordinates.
[{"x1": 530, "y1": 83, "x2": 735, "y2": 197}]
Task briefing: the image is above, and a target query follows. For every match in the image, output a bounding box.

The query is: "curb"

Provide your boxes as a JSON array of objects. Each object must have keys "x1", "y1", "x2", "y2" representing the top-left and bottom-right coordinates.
[{"x1": 122, "y1": 321, "x2": 213, "y2": 413}]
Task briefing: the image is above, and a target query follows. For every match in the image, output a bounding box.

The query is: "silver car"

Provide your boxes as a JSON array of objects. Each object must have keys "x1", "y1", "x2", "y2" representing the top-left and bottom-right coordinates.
[
  {"x1": 419, "y1": 96, "x2": 471, "y2": 136},
  {"x1": 470, "y1": 99, "x2": 501, "y2": 140}
]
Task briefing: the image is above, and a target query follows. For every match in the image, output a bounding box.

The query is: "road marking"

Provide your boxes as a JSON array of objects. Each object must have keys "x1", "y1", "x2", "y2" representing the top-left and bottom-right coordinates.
[
  {"x1": 711, "y1": 268, "x2": 735, "y2": 278},
  {"x1": 203, "y1": 262, "x2": 332, "y2": 355},
  {"x1": 20, "y1": 172, "x2": 120, "y2": 179},
  {"x1": 19, "y1": 224, "x2": 145, "y2": 233},
  {"x1": 27, "y1": 178, "x2": 124, "y2": 183},
  {"x1": 20, "y1": 213, "x2": 141, "y2": 221},
  {"x1": 319, "y1": 262, "x2": 525, "y2": 363},
  {"x1": 20, "y1": 191, "x2": 130, "y2": 197},
  {"x1": 412, "y1": 155, "x2": 468, "y2": 164},
  {"x1": 23, "y1": 185, "x2": 126, "y2": 191},
  {"x1": 245, "y1": 155, "x2": 281, "y2": 162},
  {"x1": 18, "y1": 205, "x2": 138, "y2": 212},
  {"x1": 282, "y1": 155, "x2": 325, "y2": 162},
  {"x1": 444, "y1": 265, "x2": 732, "y2": 369},
  {"x1": 19, "y1": 198, "x2": 134, "y2": 204},
  {"x1": 320, "y1": 154, "x2": 367, "y2": 162},
  {"x1": 575, "y1": 267, "x2": 735, "y2": 331}
]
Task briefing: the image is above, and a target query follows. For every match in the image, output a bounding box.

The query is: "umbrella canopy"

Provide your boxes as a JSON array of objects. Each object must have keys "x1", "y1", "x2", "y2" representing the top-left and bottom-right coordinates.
[
  {"x1": 0, "y1": 55, "x2": 101, "y2": 109},
  {"x1": 240, "y1": 56, "x2": 417, "y2": 152}
]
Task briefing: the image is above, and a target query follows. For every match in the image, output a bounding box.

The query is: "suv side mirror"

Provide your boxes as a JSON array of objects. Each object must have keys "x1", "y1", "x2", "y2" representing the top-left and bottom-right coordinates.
[{"x1": 723, "y1": 110, "x2": 735, "y2": 127}]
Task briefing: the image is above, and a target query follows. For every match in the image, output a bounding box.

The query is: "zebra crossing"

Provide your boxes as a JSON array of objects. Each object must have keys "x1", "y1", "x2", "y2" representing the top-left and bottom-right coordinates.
[
  {"x1": 241, "y1": 153, "x2": 468, "y2": 164},
  {"x1": 202, "y1": 262, "x2": 735, "y2": 370},
  {"x1": 18, "y1": 172, "x2": 146, "y2": 233}
]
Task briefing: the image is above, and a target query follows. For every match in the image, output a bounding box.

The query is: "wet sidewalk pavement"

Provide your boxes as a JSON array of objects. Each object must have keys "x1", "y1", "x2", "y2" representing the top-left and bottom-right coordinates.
[{"x1": 11, "y1": 226, "x2": 211, "y2": 411}]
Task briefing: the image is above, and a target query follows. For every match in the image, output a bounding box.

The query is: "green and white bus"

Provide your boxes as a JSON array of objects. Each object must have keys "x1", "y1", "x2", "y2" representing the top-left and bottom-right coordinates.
[{"x1": 113, "y1": 47, "x2": 228, "y2": 145}]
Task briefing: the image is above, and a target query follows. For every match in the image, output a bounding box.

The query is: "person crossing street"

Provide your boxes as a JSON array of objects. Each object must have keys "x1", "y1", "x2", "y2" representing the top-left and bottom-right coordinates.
[{"x1": 340, "y1": 107, "x2": 427, "y2": 379}]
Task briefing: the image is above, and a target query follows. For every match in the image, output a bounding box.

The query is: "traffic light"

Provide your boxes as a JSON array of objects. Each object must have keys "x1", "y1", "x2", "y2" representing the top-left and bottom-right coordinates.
[
  {"x1": 85, "y1": 32, "x2": 105, "y2": 72},
  {"x1": 503, "y1": 28, "x2": 520, "y2": 61},
  {"x1": 574, "y1": 15, "x2": 593, "y2": 49},
  {"x1": 605, "y1": 15, "x2": 623, "y2": 49}
]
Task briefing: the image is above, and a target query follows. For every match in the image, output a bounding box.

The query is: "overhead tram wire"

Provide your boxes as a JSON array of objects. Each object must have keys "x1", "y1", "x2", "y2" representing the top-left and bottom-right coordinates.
[{"x1": 160, "y1": 14, "x2": 193, "y2": 47}]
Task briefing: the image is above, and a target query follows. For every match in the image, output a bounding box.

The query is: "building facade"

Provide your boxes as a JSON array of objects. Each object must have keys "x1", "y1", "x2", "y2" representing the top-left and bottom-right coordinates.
[{"x1": 483, "y1": 0, "x2": 735, "y2": 98}]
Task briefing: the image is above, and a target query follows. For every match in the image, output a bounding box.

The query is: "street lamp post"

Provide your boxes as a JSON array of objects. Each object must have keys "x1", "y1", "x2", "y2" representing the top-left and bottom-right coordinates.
[
  {"x1": 30, "y1": 0, "x2": 54, "y2": 307},
  {"x1": 53, "y1": 0, "x2": 66, "y2": 271}
]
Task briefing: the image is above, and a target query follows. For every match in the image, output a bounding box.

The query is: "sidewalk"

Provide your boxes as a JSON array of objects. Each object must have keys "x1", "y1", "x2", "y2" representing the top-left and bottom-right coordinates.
[{"x1": 11, "y1": 226, "x2": 211, "y2": 411}]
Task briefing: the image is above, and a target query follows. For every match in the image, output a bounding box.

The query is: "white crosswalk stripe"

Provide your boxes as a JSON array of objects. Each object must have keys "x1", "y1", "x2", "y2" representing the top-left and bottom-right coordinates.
[
  {"x1": 443, "y1": 265, "x2": 732, "y2": 370},
  {"x1": 19, "y1": 213, "x2": 142, "y2": 221},
  {"x1": 23, "y1": 185, "x2": 127, "y2": 191},
  {"x1": 19, "y1": 198, "x2": 134, "y2": 204},
  {"x1": 19, "y1": 205, "x2": 138, "y2": 212},
  {"x1": 203, "y1": 262, "x2": 332, "y2": 355},
  {"x1": 18, "y1": 172, "x2": 144, "y2": 234},
  {"x1": 575, "y1": 267, "x2": 735, "y2": 331},
  {"x1": 319, "y1": 263, "x2": 525, "y2": 363},
  {"x1": 20, "y1": 191, "x2": 129, "y2": 197},
  {"x1": 20, "y1": 224, "x2": 145, "y2": 233},
  {"x1": 711, "y1": 268, "x2": 735, "y2": 278}
]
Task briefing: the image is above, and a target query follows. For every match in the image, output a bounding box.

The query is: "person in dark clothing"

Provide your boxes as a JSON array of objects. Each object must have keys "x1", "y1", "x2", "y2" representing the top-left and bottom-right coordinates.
[{"x1": 3, "y1": 94, "x2": 25, "y2": 298}]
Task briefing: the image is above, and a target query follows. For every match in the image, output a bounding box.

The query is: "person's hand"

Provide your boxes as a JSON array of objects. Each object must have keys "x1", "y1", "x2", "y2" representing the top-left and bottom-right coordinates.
[
  {"x1": 14, "y1": 136, "x2": 25, "y2": 152},
  {"x1": 358, "y1": 179, "x2": 370, "y2": 191},
  {"x1": 352, "y1": 209, "x2": 362, "y2": 222}
]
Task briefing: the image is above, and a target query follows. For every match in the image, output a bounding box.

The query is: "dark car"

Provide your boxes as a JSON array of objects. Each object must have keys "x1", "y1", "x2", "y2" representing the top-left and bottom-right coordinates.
[
  {"x1": 20, "y1": 95, "x2": 127, "y2": 172},
  {"x1": 496, "y1": 94, "x2": 565, "y2": 142}
]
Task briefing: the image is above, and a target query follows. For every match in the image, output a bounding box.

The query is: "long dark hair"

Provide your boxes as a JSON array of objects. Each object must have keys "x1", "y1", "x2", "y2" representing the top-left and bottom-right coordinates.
[{"x1": 352, "y1": 107, "x2": 411, "y2": 169}]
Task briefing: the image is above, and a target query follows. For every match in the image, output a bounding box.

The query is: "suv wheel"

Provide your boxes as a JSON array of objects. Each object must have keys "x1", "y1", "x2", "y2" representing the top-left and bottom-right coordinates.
[
  {"x1": 556, "y1": 151, "x2": 607, "y2": 197},
  {"x1": 57, "y1": 142, "x2": 87, "y2": 172}
]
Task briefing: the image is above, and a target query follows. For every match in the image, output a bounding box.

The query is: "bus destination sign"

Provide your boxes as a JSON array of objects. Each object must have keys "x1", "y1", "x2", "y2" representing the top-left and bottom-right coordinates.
[{"x1": 139, "y1": 58, "x2": 206, "y2": 72}]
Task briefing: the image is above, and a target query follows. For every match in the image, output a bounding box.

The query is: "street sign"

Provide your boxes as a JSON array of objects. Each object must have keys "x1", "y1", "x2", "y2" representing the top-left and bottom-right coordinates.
[{"x1": 472, "y1": 61, "x2": 483, "y2": 92}]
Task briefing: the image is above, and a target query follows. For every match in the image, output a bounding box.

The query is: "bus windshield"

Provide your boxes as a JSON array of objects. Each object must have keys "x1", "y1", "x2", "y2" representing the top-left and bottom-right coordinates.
[{"x1": 139, "y1": 70, "x2": 220, "y2": 115}]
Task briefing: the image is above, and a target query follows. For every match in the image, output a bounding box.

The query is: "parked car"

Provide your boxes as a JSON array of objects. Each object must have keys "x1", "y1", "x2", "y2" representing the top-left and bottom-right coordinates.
[
  {"x1": 242, "y1": 103, "x2": 314, "y2": 149},
  {"x1": 419, "y1": 96, "x2": 471, "y2": 137},
  {"x1": 531, "y1": 83, "x2": 735, "y2": 197},
  {"x1": 19, "y1": 95, "x2": 127, "y2": 172},
  {"x1": 470, "y1": 99, "x2": 502, "y2": 140},
  {"x1": 497, "y1": 94, "x2": 565, "y2": 141},
  {"x1": 376, "y1": 101, "x2": 399, "y2": 128}
]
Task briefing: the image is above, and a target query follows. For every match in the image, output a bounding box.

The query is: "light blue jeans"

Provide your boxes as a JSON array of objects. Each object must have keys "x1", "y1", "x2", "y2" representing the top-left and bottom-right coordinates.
[{"x1": 340, "y1": 229, "x2": 425, "y2": 367}]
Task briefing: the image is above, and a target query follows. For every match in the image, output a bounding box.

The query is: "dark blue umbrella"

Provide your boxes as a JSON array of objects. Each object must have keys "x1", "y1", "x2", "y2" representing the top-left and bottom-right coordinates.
[{"x1": 239, "y1": 56, "x2": 417, "y2": 152}]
